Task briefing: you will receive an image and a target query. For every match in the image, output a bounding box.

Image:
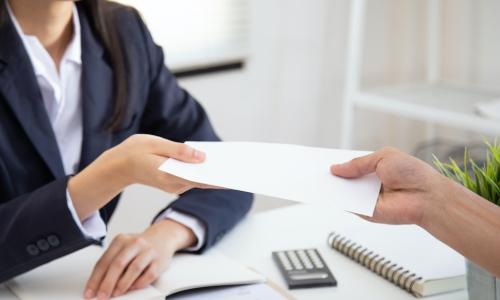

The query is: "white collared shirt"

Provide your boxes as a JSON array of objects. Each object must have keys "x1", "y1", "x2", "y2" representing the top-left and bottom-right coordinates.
[{"x1": 6, "y1": 2, "x2": 205, "y2": 250}]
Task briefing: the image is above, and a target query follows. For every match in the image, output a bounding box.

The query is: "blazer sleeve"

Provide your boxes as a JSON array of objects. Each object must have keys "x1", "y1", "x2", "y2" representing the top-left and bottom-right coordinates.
[
  {"x1": 0, "y1": 176, "x2": 100, "y2": 283},
  {"x1": 134, "y1": 13, "x2": 253, "y2": 252}
]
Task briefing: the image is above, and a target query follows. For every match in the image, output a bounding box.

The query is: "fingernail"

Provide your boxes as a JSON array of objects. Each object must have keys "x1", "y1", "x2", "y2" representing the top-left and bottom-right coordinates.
[
  {"x1": 113, "y1": 289, "x2": 122, "y2": 297},
  {"x1": 84, "y1": 289, "x2": 94, "y2": 298},
  {"x1": 193, "y1": 149, "x2": 205, "y2": 161}
]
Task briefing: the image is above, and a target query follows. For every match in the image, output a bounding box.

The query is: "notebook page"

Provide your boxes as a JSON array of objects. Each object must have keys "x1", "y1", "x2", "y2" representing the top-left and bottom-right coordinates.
[
  {"x1": 167, "y1": 283, "x2": 287, "y2": 300},
  {"x1": 7, "y1": 247, "x2": 264, "y2": 300},
  {"x1": 154, "y1": 250, "x2": 265, "y2": 296},
  {"x1": 7, "y1": 246, "x2": 162, "y2": 300},
  {"x1": 332, "y1": 213, "x2": 465, "y2": 280}
]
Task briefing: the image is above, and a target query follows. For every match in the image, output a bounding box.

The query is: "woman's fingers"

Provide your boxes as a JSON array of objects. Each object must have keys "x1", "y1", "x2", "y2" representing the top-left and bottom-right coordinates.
[
  {"x1": 113, "y1": 249, "x2": 156, "y2": 296},
  {"x1": 85, "y1": 234, "x2": 148, "y2": 300},
  {"x1": 155, "y1": 169, "x2": 219, "y2": 194},
  {"x1": 84, "y1": 236, "x2": 127, "y2": 299},
  {"x1": 130, "y1": 262, "x2": 161, "y2": 291},
  {"x1": 95, "y1": 243, "x2": 142, "y2": 300},
  {"x1": 146, "y1": 136, "x2": 205, "y2": 163}
]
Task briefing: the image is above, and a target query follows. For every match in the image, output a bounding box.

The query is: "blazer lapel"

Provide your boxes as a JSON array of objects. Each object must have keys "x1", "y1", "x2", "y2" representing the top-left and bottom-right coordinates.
[
  {"x1": 77, "y1": 5, "x2": 114, "y2": 170},
  {"x1": 0, "y1": 11, "x2": 65, "y2": 178}
]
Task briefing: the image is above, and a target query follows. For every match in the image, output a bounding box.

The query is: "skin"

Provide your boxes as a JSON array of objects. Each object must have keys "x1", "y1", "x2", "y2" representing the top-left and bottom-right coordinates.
[
  {"x1": 331, "y1": 147, "x2": 500, "y2": 278},
  {"x1": 8, "y1": 0, "x2": 74, "y2": 70},
  {"x1": 8, "y1": 1, "x2": 209, "y2": 299}
]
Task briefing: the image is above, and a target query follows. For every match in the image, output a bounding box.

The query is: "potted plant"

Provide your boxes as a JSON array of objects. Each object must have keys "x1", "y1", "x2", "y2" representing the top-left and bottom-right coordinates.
[{"x1": 434, "y1": 141, "x2": 500, "y2": 300}]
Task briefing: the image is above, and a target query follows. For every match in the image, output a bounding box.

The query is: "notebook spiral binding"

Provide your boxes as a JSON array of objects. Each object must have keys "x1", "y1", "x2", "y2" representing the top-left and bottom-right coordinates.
[{"x1": 327, "y1": 232, "x2": 423, "y2": 296}]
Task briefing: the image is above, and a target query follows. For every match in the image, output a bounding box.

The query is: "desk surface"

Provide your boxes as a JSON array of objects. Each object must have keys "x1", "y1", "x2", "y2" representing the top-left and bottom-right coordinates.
[
  {"x1": 215, "y1": 203, "x2": 468, "y2": 300},
  {"x1": 2, "y1": 203, "x2": 468, "y2": 300}
]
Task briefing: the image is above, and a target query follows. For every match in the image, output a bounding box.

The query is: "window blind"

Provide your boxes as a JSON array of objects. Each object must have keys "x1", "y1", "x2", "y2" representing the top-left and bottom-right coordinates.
[{"x1": 115, "y1": 0, "x2": 250, "y2": 72}]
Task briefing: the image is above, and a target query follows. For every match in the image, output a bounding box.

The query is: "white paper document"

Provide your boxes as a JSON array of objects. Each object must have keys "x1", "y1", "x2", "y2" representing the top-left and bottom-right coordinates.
[{"x1": 159, "y1": 142, "x2": 381, "y2": 216}]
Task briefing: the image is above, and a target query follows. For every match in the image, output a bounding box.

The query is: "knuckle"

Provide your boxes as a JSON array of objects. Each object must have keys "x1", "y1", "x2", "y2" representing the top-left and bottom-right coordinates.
[
  {"x1": 86, "y1": 280, "x2": 98, "y2": 290},
  {"x1": 380, "y1": 146, "x2": 398, "y2": 155},
  {"x1": 93, "y1": 260, "x2": 106, "y2": 273},
  {"x1": 115, "y1": 233, "x2": 129, "y2": 242},
  {"x1": 149, "y1": 249, "x2": 159, "y2": 260},
  {"x1": 351, "y1": 156, "x2": 362, "y2": 163},
  {"x1": 145, "y1": 270, "x2": 157, "y2": 281},
  {"x1": 176, "y1": 144, "x2": 191, "y2": 158},
  {"x1": 113, "y1": 258, "x2": 129, "y2": 269},
  {"x1": 114, "y1": 286, "x2": 124, "y2": 296},
  {"x1": 99, "y1": 283, "x2": 112, "y2": 295},
  {"x1": 125, "y1": 134, "x2": 139, "y2": 144},
  {"x1": 145, "y1": 136, "x2": 158, "y2": 149},
  {"x1": 115, "y1": 282, "x2": 128, "y2": 295},
  {"x1": 130, "y1": 261, "x2": 144, "y2": 273},
  {"x1": 134, "y1": 281, "x2": 148, "y2": 289},
  {"x1": 131, "y1": 236, "x2": 147, "y2": 247},
  {"x1": 350, "y1": 157, "x2": 363, "y2": 168}
]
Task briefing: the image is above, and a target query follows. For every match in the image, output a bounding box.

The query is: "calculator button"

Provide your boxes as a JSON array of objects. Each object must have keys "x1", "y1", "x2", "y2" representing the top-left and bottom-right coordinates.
[
  {"x1": 307, "y1": 249, "x2": 325, "y2": 268},
  {"x1": 277, "y1": 251, "x2": 293, "y2": 271},
  {"x1": 297, "y1": 250, "x2": 314, "y2": 269},
  {"x1": 290, "y1": 272, "x2": 329, "y2": 281},
  {"x1": 287, "y1": 251, "x2": 304, "y2": 270}
]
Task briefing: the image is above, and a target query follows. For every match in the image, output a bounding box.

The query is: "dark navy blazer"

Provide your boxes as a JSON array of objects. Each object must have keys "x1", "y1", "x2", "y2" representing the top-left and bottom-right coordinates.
[{"x1": 0, "y1": 2, "x2": 252, "y2": 283}]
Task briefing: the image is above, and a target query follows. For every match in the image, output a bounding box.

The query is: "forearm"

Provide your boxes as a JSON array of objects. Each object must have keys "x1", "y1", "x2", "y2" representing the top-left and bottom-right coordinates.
[
  {"x1": 68, "y1": 152, "x2": 128, "y2": 221},
  {"x1": 421, "y1": 176, "x2": 500, "y2": 277}
]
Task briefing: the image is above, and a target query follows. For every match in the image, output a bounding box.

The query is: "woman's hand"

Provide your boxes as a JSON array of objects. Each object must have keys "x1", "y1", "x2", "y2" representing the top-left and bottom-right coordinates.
[
  {"x1": 330, "y1": 147, "x2": 449, "y2": 226},
  {"x1": 96, "y1": 134, "x2": 208, "y2": 193},
  {"x1": 69, "y1": 134, "x2": 211, "y2": 221},
  {"x1": 84, "y1": 219, "x2": 196, "y2": 300}
]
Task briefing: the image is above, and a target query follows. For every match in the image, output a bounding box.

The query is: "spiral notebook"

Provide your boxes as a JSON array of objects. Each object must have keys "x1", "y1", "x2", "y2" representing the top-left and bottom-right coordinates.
[{"x1": 327, "y1": 220, "x2": 466, "y2": 297}]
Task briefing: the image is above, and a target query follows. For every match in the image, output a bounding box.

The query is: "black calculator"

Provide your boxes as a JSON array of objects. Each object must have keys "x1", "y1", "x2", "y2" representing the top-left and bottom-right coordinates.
[{"x1": 272, "y1": 248, "x2": 337, "y2": 289}]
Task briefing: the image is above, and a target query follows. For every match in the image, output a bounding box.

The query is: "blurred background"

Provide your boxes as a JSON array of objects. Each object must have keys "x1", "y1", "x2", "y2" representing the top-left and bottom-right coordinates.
[{"x1": 108, "y1": 0, "x2": 500, "y2": 237}]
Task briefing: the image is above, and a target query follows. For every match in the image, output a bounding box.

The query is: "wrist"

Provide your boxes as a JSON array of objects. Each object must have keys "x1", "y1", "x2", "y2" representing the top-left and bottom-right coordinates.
[
  {"x1": 146, "y1": 219, "x2": 197, "y2": 252},
  {"x1": 99, "y1": 149, "x2": 134, "y2": 188},
  {"x1": 68, "y1": 153, "x2": 129, "y2": 220},
  {"x1": 418, "y1": 173, "x2": 456, "y2": 230}
]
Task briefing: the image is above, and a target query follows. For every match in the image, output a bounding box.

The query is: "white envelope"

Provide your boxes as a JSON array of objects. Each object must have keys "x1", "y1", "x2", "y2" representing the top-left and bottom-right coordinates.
[{"x1": 159, "y1": 142, "x2": 381, "y2": 216}]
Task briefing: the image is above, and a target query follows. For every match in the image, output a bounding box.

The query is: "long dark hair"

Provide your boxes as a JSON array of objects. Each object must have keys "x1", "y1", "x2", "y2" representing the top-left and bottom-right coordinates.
[{"x1": 0, "y1": 0, "x2": 128, "y2": 131}]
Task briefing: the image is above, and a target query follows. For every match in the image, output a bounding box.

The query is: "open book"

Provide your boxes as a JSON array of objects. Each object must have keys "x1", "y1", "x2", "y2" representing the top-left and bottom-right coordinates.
[
  {"x1": 7, "y1": 246, "x2": 266, "y2": 300},
  {"x1": 327, "y1": 215, "x2": 466, "y2": 297}
]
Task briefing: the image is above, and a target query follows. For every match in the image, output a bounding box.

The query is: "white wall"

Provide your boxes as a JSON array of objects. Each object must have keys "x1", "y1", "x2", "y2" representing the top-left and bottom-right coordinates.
[{"x1": 109, "y1": 0, "x2": 500, "y2": 237}]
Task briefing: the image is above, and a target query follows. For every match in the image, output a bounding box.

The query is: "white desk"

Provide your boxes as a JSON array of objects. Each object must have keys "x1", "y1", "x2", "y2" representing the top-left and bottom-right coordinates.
[
  {"x1": 0, "y1": 284, "x2": 17, "y2": 300},
  {"x1": 215, "y1": 203, "x2": 468, "y2": 300},
  {"x1": 2, "y1": 203, "x2": 469, "y2": 300}
]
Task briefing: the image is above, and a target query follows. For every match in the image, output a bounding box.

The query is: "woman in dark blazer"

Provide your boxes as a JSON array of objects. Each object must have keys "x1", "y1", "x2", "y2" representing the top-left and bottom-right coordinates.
[{"x1": 0, "y1": 0, "x2": 252, "y2": 299}]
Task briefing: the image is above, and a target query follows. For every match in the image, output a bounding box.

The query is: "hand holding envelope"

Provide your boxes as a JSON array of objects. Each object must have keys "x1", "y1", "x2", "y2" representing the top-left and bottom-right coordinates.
[{"x1": 159, "y1": 142, "x2": 381, "y2": 216}]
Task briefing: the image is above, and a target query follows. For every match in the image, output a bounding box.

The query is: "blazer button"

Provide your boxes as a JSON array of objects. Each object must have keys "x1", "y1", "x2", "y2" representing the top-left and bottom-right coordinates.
[
  {"x1": 36, "y1": 239, "x2": 50, "y2": 251},
  {"x1": 26, "y1": 244, "x2": 39, "y2": 256},
  {"x1": 47, "y1": 235, "x2": 60, "y2": 247}
]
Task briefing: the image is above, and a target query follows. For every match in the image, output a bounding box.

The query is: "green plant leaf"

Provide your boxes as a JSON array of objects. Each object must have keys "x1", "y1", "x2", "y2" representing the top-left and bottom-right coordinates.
[{"x1": 434, "y1": 140, "x2": 500, "y2": 205}]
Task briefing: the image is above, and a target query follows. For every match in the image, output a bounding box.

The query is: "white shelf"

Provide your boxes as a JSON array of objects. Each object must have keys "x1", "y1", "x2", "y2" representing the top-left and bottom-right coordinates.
[
  {"x1": 352, "y1": 82, "x2": 500, "y2": 136},
  {"x1": 341, "y1": 0, "x2": 500, "y2": 148}
]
